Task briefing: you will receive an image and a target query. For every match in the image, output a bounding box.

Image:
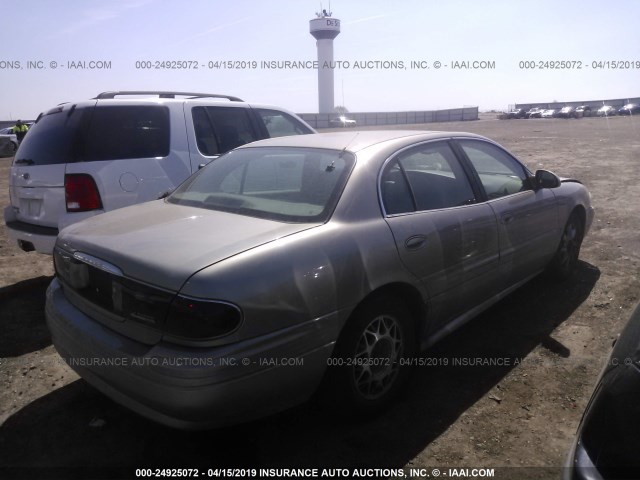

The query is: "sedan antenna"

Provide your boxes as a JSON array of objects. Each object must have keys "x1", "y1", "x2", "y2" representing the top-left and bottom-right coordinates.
[{"x1": 339, "y1": 132, "x2": 360, "y2": 158}]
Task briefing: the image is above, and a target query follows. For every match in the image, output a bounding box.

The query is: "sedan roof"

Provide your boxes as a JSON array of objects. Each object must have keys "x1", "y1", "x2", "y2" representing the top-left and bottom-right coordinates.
[{"x1": 238, "y1": 130, "x2": 486, "y2": 153}]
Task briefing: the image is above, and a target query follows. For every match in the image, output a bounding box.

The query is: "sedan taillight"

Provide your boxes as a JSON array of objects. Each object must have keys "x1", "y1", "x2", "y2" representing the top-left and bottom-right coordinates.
[
  {"x1": 164, "y1": 296, "x2": 243, "y2": 342},
  {"x1": 65, "y1": 174, "x2": 103, "y2": 212}
]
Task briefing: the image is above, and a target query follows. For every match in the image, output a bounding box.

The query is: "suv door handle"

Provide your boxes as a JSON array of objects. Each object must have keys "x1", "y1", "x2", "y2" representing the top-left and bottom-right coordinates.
[{"x1": 405, "y1": 235, "x2": 427, "y2": 250}]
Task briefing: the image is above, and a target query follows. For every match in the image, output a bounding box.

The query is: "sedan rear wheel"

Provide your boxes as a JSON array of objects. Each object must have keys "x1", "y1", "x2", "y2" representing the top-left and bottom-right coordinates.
[
  {"x1": 353, "y1": 314, "x2": 403, "y2": 400},
  {"x1": 321, "y1": 295, "x2": 415, "y2": 415},
  {"x1": 549, "y1": 211, "x2": 584, "y2": 280}
]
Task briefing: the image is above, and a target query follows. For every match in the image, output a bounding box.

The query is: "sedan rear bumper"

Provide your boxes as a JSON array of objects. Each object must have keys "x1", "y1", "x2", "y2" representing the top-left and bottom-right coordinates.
[{"x1": 45, "y1": 278, "x2": 336, "y2": 429}]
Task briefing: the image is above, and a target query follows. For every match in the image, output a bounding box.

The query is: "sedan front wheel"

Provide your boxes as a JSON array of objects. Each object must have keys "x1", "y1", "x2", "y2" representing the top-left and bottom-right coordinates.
[{"x1": 549, "y1": 211, "x2": 584, "y2": 280}]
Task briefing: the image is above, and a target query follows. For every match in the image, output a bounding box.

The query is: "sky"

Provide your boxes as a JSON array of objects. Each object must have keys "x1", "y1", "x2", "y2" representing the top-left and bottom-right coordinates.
[{"x1": 1, "y1": 0, "x2": 639, "y2": 119}]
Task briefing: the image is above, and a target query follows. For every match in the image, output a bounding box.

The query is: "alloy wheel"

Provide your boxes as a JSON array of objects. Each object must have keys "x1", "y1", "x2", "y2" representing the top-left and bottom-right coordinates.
[{"x1": 352, "y1": 315, "x2": 403, "y2": 400}]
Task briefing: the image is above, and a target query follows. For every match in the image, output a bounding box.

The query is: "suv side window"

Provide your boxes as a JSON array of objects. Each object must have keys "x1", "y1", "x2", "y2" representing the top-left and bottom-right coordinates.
[
  {"x1": 382, "y1": 141, "x2": 475, "y2": 213},
  {"x1": 255, "y1": 109, "x2": 313, "y2": 138},
  {"x1": 83, "y1": 106, "x2": 170, "y2": 161},
  {"x1": 459, "y1": 140, "x2": 529, "y2": 199},
  {"x1": 192, "y1": 106, "x2": 259, "y2": 156}
]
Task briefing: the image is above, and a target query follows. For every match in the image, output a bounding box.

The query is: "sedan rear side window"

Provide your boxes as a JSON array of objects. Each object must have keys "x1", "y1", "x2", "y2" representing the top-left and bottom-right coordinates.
[
  {"x1": 459, "y1": 140, "x2": 529, "y2": 199},
  {"x1": 381, "y1": 141, "x2": 476, "y2": 214},
  {"x1": 380, "y1": 161, "x2": 415, "y2": 215},
  {"x1": 192, "y1": 106, "x2": 259, "y2": 156},
  {"x1": 83, "y1": 106, "x2": 170, "y2": 161}
]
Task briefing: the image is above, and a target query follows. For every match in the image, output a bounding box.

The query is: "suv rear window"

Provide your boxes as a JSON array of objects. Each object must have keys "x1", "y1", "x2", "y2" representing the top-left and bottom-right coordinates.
[
  {"x1": 14, "y1": 106, "x2": 91, "y2": 166},
  {"x1": 192, "y1": 106, "x2": 259, "y2": 156},
  {"x1": 83, "y1": 106, "x2": 170, "y2": 161},
  {"x1": 14, "y1": 105, "x2": 171, "y2": 165}
]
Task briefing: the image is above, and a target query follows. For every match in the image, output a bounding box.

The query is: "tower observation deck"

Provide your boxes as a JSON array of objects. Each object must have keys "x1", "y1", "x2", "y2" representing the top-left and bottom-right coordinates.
[{"x1": 310, "y1": 10, "x2": 341, "y2": 113}]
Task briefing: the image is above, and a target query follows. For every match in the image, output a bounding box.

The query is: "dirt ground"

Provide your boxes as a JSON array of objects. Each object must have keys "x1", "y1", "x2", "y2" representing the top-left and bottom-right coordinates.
[{"x1": 1, "y1": 115, "x2": 639, "y2": 479}]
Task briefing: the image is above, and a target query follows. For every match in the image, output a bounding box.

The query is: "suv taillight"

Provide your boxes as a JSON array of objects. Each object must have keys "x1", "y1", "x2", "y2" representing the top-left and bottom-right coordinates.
[{"x1": 65, "y1": 174, "x2": 103, "y2": 212}]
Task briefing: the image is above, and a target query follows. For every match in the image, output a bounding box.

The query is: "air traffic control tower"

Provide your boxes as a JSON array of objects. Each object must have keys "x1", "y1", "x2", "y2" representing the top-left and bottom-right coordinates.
[{"x1": 310, "y1": 9, "x2": 340, "y2": 113}]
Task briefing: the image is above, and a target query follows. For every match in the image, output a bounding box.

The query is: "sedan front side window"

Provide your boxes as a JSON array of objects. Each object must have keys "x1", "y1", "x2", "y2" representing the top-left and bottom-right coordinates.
[{"x1": 459, "y1": 140, "x2": 529, "y2": 200}]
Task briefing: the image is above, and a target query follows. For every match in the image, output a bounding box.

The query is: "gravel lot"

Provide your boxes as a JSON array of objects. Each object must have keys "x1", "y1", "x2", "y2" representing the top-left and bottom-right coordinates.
[{"x1": 1, "y1": 115, "x2": 639, "y2": 479}]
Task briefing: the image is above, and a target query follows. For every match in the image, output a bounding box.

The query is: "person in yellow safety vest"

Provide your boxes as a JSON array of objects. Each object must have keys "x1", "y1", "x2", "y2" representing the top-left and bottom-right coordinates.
[{"x1": 12, "y1": 120, "x2": 29, "y2": 143}]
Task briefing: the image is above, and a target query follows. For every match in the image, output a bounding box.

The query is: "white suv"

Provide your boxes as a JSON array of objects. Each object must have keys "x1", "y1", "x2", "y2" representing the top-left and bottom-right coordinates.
[{"x1": 4, "y1": 91, "x2": 315, "y2": 254}]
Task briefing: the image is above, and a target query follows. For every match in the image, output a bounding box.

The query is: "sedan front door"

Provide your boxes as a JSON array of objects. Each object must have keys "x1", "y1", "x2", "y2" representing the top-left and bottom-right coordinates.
[{"x1": 456, "y1": 139, "x2": 560, "y2": 288}]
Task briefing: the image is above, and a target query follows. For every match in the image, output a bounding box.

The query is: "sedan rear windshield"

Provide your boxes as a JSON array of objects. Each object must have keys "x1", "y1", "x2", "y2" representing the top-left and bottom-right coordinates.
[{"x1": 168, "y1": 147, "x2": 355, "y2": 223}]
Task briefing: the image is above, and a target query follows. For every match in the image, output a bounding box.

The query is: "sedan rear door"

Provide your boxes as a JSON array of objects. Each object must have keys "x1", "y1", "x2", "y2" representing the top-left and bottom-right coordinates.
[{"x1": 381, "y1": 140, "x2": 500, "y2": 329}]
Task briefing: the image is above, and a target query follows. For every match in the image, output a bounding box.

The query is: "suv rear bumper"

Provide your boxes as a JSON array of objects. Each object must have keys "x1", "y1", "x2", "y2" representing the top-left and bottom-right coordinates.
[{"x1": 4, "y1": 206, "x2": 58, "y2": 254}]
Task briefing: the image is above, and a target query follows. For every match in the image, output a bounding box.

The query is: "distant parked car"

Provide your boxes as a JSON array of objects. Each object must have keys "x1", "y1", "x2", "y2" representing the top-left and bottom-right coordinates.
[
  {"x1": 0, "y1": 123, "x2": 34, "y2": 156},
  {"x1": 329, "y1": 115, "x2": 357, "y2": 127},
  {"x1": 575, "y1": 106, "x2": 592, "y2": 117},
  {"x1": 0, "y1": 131, "x2": 18, "y2": 156},
  {"x1": 541, "y1": 109, "x2": 559, "y2": 118},
  {"x1": 506, "y1": 108, "x2": 527, "y2": 119},
  {"x1": 558, "y1": 106, "x2": 578, "y2": 119},
  {"x1": 618, "y1": 103, "x2": 640, "y2": 116},
  {"x1": 564, "y1": 302, "x2": 640, "y2": 480},
  {"x1": 597, "y1": 106, "x2": 618, "y2": 117},
  {"x1": 47, "y1": 130, "x2": 594, "y2": 429},
  {"x1": 526, "y1": 108, "x2": 545, "y2": 118}
]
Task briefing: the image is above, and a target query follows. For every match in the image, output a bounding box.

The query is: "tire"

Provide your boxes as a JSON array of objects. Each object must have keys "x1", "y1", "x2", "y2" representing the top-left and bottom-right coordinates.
[
  {"x1": 321, "y1": 295, "x2": 416, "y2": 416},
  {"x1": 549, "y1": 211, "x2": 584, "y2": 280}
]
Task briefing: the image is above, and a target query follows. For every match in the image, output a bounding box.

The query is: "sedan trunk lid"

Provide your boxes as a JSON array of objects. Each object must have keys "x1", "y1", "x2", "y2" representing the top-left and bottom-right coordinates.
[{"x1": 57, "y1": 200, "x2": 320, "y2": 292}]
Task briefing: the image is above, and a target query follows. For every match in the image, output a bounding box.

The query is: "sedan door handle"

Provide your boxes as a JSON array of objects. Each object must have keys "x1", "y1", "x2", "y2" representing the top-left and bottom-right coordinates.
[
  {"x1": 405, "y1": 235, "x2": 427, "y2": 250},
  {"x1": 501, "y1": 213, "x2": 515, "y2": 225}
]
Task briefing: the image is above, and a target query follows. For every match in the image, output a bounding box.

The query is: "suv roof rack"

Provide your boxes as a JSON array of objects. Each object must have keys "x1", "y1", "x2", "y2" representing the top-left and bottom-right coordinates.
[{"x1": 94, "y1": 91, "x2": 244, "y2": 101}]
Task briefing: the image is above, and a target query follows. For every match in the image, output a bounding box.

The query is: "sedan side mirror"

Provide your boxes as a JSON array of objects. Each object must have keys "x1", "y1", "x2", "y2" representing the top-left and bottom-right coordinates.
[{"x1": 534, "y1": 169, "x2": 561, "y2": 189}]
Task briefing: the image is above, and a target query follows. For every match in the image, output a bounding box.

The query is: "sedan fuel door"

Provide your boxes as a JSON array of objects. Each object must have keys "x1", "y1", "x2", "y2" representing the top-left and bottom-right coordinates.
[
  {"x1": 381, "y1": 140, "x2": 500, "y2": 328},
  {"x1": 455, "y1": 139, "x2": 560, "y2": 288}
]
